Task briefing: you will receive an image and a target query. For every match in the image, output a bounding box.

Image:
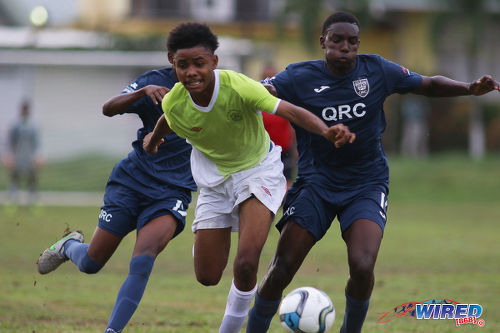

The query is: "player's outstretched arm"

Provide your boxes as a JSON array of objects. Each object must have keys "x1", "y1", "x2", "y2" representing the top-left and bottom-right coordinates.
[
  {"x1": 102, "y1": 85, "x2": 170, "y2": 117},
  {"x1": 468, "y1": 75, "x2": 500, "y2": 95},
  {"x1": 262, "y1": 83, "x2": 277, "y2": 97},
  {"x1": 275, "y1": 100, "x2": 355, "y2": 148},
  {"x1": 143, "y1": 114, "x2": 172, "y2": 154},
  {"x1": 414, "y1": 75, "x2": 500, "y2": 97}
]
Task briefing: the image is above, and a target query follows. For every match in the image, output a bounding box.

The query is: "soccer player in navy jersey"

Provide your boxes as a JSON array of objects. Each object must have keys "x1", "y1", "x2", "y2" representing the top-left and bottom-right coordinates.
[
  {"x1": 247, "y1": 11, "x2": 500, "y2": 333},
  {"x1": 37, "y1": 60, "x2": 197, "y2": 332}
]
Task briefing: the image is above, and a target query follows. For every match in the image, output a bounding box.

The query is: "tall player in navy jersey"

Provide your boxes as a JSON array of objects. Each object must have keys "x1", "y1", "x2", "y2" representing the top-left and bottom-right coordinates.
[
  {"x1": 247, "y1": 11, "x2": 499, "y2": 333},
  {"x1": 37, "y1": 63, "x2": 196, "y2": 332}
]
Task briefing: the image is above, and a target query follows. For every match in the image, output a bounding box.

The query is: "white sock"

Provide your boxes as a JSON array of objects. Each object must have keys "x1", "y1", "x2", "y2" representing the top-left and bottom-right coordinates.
[{"x1": 219, "y1": 279, "x2": 257, "y2": 333}]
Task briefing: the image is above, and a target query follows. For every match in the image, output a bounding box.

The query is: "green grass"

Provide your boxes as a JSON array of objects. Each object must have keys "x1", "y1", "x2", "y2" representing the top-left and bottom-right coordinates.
[
  {"x1": 2, "y1": 152, "x2": 500, "y2": 196},
  {"x1": 388, "y1": 153, "x2": 500, "y2": 203},
  {"x1": 0, "y1": 154, "x2": 500, "y2": 198},
  {"x1": 1, "y1": 154, "x2": 499, "y2": 332},
  {"x1": 0, "y1": 153, "x2": 120, "y2": 192}
]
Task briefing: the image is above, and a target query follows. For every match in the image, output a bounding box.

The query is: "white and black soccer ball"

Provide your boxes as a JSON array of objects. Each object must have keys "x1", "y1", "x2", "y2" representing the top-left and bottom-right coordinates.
[{"x1": 279, "y1": 286, "x2": 335, "y2": 333}]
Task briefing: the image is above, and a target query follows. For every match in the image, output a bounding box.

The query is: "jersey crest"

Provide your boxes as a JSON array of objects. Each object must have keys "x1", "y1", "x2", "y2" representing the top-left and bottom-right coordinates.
[
  {"x1": 227, "y1": 109, "x2": 243, "y2": 122},
  {"x1": 352, "y1": 78, "x2": 369, "y2": 98}
]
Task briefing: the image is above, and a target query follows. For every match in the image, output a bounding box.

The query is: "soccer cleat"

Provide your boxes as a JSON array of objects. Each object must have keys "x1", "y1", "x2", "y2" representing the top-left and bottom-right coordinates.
[{"x1": 37, "y1": 231, "x2": 84, "y2": 274}]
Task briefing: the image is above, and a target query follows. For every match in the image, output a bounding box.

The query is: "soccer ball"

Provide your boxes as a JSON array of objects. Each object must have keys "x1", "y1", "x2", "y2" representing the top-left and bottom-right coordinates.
[{"x1": 279, "y1": 286, "x2": 335, "y2": 333}]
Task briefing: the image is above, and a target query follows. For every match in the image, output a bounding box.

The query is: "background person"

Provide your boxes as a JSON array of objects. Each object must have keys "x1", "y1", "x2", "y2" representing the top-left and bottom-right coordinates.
[
  {"x1": 4, "y1": 100, "x2": 42, "y2": 205},
  {"x1": 400, "y1": 95, "x2": 429, "y2": 157}
]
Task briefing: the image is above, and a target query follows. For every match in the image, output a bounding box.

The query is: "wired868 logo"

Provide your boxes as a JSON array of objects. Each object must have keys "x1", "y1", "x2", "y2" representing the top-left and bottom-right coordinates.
[{"x1": 378, "y1": 299, "x2": 486, "y2": 328}]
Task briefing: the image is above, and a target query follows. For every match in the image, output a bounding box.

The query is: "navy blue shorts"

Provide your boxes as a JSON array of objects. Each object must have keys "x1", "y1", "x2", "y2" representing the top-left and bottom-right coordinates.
[
  {"x1": 276, "y1": 179, "x2": 388, "y2": 241},
  {"x1": 98, "y1": 181, "x2": 191, "y2": 238}
]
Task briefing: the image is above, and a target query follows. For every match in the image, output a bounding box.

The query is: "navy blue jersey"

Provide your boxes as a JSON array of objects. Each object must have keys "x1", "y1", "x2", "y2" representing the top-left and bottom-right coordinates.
[
  {"x1": 113, "y1": 68, "x2": 196, "y2": 192},
  {"x1": 268, "y1": 54, "x2": 422, "y2": 191}
]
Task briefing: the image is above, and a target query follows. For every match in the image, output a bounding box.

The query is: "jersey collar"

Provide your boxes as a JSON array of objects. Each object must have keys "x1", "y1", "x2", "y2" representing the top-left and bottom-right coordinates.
[{"x1": 188, "y1": 69, "x2": 220, "y2": 112}]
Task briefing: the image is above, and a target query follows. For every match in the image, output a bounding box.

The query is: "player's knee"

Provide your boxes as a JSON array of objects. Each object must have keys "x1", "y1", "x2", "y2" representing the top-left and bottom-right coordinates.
[
  {"x1": 194, "y1": 257, "x2": 225, "y2": 286},
  {"x1": 349, "y1": 256, "x2": 375, "y2": 282},
  {"x1": 233, "y1": 255, "x2": 259, "y2": 284},
  {"x1": 196, "y1": 271, "x2": 222, "y2": 286},
  {"x1": 134, "y1": 237, "x2": 170, "y2": 259}
]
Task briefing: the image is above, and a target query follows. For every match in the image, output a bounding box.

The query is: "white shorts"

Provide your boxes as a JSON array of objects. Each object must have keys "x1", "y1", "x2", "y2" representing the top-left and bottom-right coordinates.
[{"x1": 192, "y1": 143, "x2": 287, "y2": 233}]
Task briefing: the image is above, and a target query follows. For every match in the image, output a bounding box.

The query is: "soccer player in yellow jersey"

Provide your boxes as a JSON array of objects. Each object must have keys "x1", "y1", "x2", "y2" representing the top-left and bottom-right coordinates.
[{"x1": 143, "y1": 22, "x2": 355, "y2": 333}]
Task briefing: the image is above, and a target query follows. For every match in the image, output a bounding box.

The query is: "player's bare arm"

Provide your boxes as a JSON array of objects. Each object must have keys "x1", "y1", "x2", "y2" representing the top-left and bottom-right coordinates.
[
  {"x1": 102, "y1": 85, "x2": 170, "y2": 117},
  {"x1": 325, "y1": 123, "x2": 356, "y2": 148},
  {"x1": 468, "y1": 75, "x2": 500, "y2": 95},
  {"x1": 143, "y1": 114, "x2": 172, "y2": 154},
  {"x1": 275, "y1": 99, "x2": 355, "y2": 148},
  {"x1": 262, "y1": 83, "x2": 277, "y2": 97},
  {"x1": 142, "y1": 85, "x2": 171, "y2": 104},
  {"x1": 414, "y1": 75, "x2": 500, "y2": 97}
]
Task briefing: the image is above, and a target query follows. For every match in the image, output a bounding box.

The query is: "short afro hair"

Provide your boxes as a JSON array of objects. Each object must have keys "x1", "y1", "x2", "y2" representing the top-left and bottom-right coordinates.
[
  {"x1": 321, "y1": 12, "x2": 360, "y2": 35},
  {"x1": 167, "y1": 22, "x2": 219, "y2": 54}
]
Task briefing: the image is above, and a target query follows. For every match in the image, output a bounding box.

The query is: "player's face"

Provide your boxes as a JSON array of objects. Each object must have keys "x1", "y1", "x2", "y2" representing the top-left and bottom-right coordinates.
[
  {"x1": 173, "y1": 46, "x2": 218, "y2": 102},
  {"x1": 320, "y1": 22, "x2": 360, "y2": 76}
]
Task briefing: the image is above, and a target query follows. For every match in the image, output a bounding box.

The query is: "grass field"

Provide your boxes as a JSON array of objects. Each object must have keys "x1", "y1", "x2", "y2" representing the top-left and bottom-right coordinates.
[{"x1": 1, "y1": 154, "x2": 499, "y2": 332}]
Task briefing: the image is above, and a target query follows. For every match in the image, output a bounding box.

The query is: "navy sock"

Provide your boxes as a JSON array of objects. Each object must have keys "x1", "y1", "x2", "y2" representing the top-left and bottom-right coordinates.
[
  {"x1": 340, "y1": 291, "x2": 370, "y2": 333},
  {"x1": 106, "y1": 255, "x2": 155, "y2": 332},
  {"x1": 246, "y1": 293, "x2": 281, "y2": 333},
  {"x1": 64, "y1": 240, "x2": 102, "y2": 274}
]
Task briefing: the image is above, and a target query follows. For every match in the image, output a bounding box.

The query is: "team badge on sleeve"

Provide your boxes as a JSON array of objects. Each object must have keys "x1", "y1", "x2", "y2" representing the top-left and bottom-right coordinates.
[
  {"x1": 353, "y1": 78, "x2": 369, "y2": 98},
  {"x1": 401, "y1": 66, "x2": 412, "y2": 75},
  {"x1": 123, "y1": 82, "x2": 139, "y2": 93}
]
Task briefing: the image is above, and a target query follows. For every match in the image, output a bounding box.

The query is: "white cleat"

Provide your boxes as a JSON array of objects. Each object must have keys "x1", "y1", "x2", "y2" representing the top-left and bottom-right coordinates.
[{"x1": 37, "y1": 231, "x2": 84, "y2": 274}]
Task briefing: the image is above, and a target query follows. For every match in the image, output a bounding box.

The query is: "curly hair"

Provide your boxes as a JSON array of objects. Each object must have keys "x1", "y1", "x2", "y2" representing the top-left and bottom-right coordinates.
[
  {"x1": 321, "y1": 12, "x2": 360, "y2": 35},
  {"x1": 167, "y1": 22, "x2": 219, "y2": 54}
]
